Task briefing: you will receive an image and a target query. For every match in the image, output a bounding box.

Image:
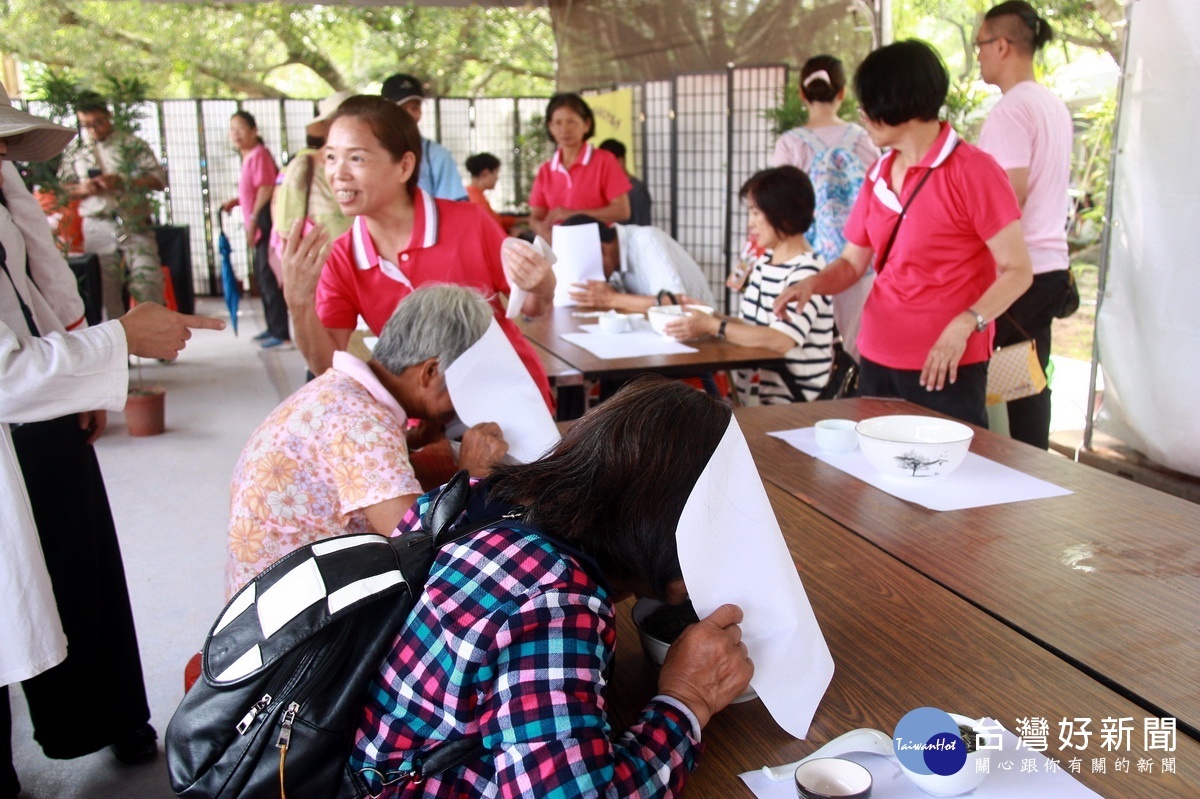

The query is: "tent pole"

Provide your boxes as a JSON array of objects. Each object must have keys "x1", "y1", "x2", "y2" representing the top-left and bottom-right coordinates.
[{"x1": 1082, "y1": 2, "x2": 1134, "y2": 453}]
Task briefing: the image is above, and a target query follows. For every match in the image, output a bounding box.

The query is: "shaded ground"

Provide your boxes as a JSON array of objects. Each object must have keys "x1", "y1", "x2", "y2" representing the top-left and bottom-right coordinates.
[{"x1": 1051, "y1": 253, "x2": 1100, "y2": 362}]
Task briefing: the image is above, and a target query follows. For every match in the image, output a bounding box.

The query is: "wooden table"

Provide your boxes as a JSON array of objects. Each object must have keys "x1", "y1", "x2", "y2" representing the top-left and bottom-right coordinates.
[
  {"x1": 605, "y1": 485, "x2": 1200, "y2": 798},
  {"x1": 734, "y1": 398, "x2": 1200, "y2": 739},
  {"x1": 516, "y1": 306, "x2": 785, "y2": 384}
]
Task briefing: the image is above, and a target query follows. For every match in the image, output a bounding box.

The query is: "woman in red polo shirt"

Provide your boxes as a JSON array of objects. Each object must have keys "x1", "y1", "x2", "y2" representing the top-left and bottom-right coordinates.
[
  {"x1": 279, "y1": 95, "x2": 556, "y2": 411},
  {"x1": 773, "y1": 40, "x2": 1032, "y2": 427},
  {"x1": 528, "y1": 93, "x2": 631, "y2": 242}
]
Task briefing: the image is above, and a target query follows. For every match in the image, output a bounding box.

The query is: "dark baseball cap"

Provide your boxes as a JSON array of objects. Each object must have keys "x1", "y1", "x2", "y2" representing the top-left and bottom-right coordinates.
[{"x1": 381, "y1": 73, "x2": 425, "y2": 105}]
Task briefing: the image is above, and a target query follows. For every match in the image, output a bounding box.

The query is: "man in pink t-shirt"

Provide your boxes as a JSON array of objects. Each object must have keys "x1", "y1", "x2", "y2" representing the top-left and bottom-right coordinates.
[{"x1": 977, "y1": 2, "x2": 1075, "y2": 449}]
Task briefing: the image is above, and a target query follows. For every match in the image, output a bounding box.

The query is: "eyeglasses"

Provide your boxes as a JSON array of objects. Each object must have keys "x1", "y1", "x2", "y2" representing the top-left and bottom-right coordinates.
[{"x1": 973, "y1": 36, "x2": 1002, "y2": 51}]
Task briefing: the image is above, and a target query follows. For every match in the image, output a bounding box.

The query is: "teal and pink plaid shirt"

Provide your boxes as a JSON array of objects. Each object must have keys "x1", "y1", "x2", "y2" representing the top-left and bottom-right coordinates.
[{"x1": 350, "y1": 488, "x2": 702, "y2": 797}]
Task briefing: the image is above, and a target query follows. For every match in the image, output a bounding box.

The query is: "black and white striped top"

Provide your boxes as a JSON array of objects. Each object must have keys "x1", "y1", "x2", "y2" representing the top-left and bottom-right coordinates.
[{"x1": 735, "y1": 252, "x2": 834, "y2": 404}]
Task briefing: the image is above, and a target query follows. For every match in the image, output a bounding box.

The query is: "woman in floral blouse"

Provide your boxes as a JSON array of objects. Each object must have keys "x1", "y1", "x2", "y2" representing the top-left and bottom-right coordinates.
[
  {"x1": 351, "y1": 376, "x2": 753, "y2": 797},
  {"x1": 224, "y1": 285, "x2": 508, "y2": 598}
]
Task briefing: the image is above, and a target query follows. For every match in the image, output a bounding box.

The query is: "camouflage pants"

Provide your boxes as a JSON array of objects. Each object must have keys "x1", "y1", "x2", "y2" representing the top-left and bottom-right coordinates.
[{"x1": 82, "y1": 217, "x2": 164, "y2": 320}]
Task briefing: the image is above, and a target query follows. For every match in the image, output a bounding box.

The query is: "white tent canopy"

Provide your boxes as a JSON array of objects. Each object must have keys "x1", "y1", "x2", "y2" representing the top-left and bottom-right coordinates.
[{"x1": 1093, "y1": 0, "x2": 1200, "y2": 477}]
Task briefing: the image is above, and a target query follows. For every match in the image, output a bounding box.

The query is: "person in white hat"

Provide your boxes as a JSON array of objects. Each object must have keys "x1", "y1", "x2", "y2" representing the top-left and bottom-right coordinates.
[
  {"x1": 381, "y1": 73, "x2": 467, "y2": 201},
  {"x1": 0, "y1": 82, "x2": 224, "y2": 796},
  {"x1": 272, "y1": 90, "x2": 354, "y2": 257}
]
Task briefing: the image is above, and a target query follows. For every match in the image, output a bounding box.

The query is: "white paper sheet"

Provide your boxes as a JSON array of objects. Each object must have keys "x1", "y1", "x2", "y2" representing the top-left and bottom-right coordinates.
[
  {"x1": 549, "y1": 224, "x2": 604, "y2": 306},
  {"x1": 503, "y1": 236, "x2": 556, "y2": 319},
  {"x1": 444, "y1": 319, "x2": 561, "y2": 464},
  {"x1": 677, "y1": 420, "x2": 834, "y2": 740},
  {"x1": 742, "y1": 722, "x2": 1105, "y2": 799},
  {"x1": 559, "y1": 331, "x2": 697, "y2": 359},
  {"x1": 768, "y1": 428, "x2": 1072, "y2": 512}
]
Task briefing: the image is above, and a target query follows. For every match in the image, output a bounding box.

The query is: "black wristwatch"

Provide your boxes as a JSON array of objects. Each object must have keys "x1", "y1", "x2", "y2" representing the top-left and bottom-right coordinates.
[{"x1": 716, "y1": 319, "x2": 728, "y2": 340}]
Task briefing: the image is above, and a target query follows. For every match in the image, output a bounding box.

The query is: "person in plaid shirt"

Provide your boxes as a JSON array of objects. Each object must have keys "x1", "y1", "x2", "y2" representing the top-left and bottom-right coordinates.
[{"x1": 351, "y1": 377, "x2": 753, "y2": 797}]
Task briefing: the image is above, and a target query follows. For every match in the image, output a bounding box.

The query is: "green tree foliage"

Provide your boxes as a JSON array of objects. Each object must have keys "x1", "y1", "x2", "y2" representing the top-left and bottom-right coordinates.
[
  {"x1": 0, "y1": 0, "x2": 557, "y2": 98},
  {"x1": 892, "y1": 0, "x2": 1125, "y2": 81}
]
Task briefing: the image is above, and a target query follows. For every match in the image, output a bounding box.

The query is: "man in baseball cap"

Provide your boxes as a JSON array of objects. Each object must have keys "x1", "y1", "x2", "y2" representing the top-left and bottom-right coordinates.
[{"x1": 380, "y1": 73, "x2": 466, "y2": 201}]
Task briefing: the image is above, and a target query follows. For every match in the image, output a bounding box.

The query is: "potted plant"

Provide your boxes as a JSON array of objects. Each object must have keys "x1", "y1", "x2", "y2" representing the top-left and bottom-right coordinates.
[{"x1": 102, "y1": 76, "x2": 169, "y2": 435}]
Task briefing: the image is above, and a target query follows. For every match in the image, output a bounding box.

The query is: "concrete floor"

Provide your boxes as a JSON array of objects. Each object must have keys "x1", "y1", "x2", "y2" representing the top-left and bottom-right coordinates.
[
  {"x1": 8, "y1": 298, "x2": 306, "y2": 799},
  {"x1": 6, "y1": 297, "x2": 1099, "y2": 798}
]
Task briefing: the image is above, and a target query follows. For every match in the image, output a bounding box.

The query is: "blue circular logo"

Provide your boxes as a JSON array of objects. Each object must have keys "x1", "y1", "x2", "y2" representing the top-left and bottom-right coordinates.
[{"x1": 894, "y1": 708, "x2": 968, "y2": 776}]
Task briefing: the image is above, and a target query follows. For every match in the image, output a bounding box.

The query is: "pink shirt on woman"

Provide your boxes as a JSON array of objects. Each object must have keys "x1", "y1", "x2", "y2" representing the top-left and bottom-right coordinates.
[
  {"x1": 238, "y1": 143, "x2": 277, "y2": 244},
  {"x1": 844, "y1": 123, "x2": 1021, "y2": 370}
]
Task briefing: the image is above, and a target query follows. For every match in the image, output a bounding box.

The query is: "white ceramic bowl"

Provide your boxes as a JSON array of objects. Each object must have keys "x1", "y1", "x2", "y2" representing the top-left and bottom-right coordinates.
[
  {"x1": 646, "y1": 305, "x2": 687, "y2": 335},
  {"x1": 631, "y1": 598, "x2": 757, "y2": 703},
  {"x1": 814, "y1": 419, "x2": 859, "y2": 453},
  {"x1": 683, "y1": 303, "x2": 715, "y2": 316},
  {"x1": 597, "y1": 312, "x2": 633, "y2": 334},
  {"x1": 855, "y1": 415, "x2": 973, "y2": 480},
  {"x1": 898, "y1": 714, "x2": 992, "y2": 796}
]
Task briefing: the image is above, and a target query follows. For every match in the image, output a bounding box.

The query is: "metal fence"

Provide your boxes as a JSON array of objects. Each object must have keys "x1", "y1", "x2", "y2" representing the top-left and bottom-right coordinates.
[{"x1": 24, "y1": 64, "x2": 788, "y2": 313}]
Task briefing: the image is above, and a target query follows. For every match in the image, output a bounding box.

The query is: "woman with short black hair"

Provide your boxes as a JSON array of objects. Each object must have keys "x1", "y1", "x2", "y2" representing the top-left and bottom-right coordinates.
[
  {"x1": 351, "y1": 376, "x2": 753, "y2": 797},
  {"x1": 665, "y1": 166, "x2": 834, "y2": 403},
  {"x1": 774, "y1": 39, "x2": 1033, "y2": 426}
]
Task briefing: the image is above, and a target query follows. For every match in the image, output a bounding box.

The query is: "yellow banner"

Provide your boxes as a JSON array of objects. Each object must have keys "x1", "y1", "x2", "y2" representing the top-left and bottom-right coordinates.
[{"x1": 587, "y1": 88, "x2": 638, "y2": 177}]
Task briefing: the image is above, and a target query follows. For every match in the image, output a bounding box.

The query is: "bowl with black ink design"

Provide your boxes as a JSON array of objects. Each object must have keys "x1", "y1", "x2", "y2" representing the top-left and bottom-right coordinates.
[{"x1": 855, "y1": 416, "x2": 973, "y2": 481}]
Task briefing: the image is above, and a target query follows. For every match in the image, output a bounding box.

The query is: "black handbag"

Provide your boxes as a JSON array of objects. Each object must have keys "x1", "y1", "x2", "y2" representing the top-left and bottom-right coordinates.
[
  {"x1": 165, "y1": 472, "x2": 490, "y2": 798},
  {"x1": 1055, "y1": 267, "x2": 1081, "y2": 319}
]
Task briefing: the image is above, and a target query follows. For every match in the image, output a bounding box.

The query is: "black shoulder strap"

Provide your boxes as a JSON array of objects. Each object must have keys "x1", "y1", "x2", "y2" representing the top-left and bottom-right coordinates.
[{"x1": 874, "y1": 141, "x2": 957, "y2": 274}]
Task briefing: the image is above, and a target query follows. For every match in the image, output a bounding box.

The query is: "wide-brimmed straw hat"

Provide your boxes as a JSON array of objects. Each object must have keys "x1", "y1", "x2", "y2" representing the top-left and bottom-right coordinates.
[
  {"x1": 306, "y1": 90, "x2": 353, "y2": 135},
  {"x1": 0, "y1": 82, "x2": 77, "y2": 162}
]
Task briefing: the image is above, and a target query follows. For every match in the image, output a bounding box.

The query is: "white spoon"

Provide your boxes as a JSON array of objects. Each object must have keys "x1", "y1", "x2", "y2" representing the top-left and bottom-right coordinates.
[{"x1": 762, "y1": 727, "x2": 895, "y2": 781}]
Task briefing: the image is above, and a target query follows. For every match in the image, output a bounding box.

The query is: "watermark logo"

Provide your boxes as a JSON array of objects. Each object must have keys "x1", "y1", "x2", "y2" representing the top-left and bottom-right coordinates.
[{"x1": 894, "y1": 707, "x2": 971, "y2": 777}]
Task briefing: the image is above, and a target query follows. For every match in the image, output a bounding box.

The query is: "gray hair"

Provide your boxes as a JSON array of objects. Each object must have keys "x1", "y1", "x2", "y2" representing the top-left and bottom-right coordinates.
[{"x1": 373, "y1": 284, "x2": 493, "y2": 374}]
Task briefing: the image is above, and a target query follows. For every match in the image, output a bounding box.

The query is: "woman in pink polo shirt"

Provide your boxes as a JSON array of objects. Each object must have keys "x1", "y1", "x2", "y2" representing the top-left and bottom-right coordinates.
[
  {"x1": 221, "y1": 111, "x2": 288, "y2": 348},
  {"x1": 279, "y1": 95, "x2": 555, "y2": 412},
  {"x1": 774, "y1": 40, "x2": 1032, "y2": 427},
  {"x1": 528, "y1": 93, "x2": 631, "y2": 242}
]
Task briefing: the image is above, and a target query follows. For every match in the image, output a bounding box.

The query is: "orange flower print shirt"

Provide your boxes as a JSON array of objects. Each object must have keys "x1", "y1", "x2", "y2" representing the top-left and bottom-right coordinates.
[{"x1": 225, "y1": 353, "x2": 422, "y2": 599}]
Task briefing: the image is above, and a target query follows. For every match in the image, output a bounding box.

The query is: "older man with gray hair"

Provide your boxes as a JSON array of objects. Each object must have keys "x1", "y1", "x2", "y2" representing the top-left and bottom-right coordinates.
[{"x1": 224, "y1": 284, "x2": 507, "y2": 598}]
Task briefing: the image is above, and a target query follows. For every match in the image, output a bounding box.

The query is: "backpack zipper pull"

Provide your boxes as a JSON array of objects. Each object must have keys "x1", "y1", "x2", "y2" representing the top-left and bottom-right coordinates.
[
  {"x1": 276, "y1": 701, "x2": 300, "y2": 749},
  {"x1": 236, "y1": 693, "x2": 272, "y2": 735}
]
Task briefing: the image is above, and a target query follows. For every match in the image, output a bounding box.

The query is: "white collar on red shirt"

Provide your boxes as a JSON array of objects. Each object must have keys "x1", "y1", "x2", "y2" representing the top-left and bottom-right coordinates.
[
  {"x1": 869, "y1": 123, "x2": 959, "y2": 214},
  {"x1": 330, "y1": 350, "x2": 408, "y2": 426},
  {"x1": 352, "y1": 187, "x2": 439, "y2": 277},
  {"x1": 548, "y1": 143, "x2": 594, "y2": 179}
]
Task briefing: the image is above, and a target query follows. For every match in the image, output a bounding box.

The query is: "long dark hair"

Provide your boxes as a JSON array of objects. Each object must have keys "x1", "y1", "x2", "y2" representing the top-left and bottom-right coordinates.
[{"x1": 489, "y1": 375, "x2": 731, "y2": 599}]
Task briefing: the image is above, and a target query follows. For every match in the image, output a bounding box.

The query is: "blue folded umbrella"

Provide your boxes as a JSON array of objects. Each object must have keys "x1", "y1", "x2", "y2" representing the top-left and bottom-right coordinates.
[{"x1": 218, "y1": 212, "x2": 239, "y2": 335}]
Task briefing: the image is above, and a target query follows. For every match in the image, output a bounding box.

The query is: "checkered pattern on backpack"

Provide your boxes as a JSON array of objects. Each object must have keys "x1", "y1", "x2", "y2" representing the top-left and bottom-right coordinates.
[{"x1": 205, "y1": 534, "x2": 407, "y2": 685}]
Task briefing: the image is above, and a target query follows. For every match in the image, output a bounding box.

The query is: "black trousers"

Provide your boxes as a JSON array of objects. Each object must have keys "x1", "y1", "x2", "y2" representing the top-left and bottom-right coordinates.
[
  {"x1": 994, "y1": 270, "x2": 1074, "y2": 450},
  {"x1": 255, "y1": 204, "x2": 290, "y2": 340},
  {"x1": 859, "y1": 357, "x2": 990, "y2": 429},
  {"x1": 3, "y1": 417, "x2": 150, "y2": 781}
]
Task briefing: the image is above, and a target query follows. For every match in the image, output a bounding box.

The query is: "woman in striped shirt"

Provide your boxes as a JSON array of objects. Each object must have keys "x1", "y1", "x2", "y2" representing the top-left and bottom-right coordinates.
[{"x1": 665, "y1": 166, "x2": 834, "y2": 403}]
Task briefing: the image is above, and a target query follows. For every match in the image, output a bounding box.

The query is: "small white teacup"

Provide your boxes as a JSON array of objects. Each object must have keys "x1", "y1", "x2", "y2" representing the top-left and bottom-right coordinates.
[
  {"x1": 597, "y1": 312, "x2": 632, "y2": 334},
  {"x1": 814, "y1": 419, "x2": 859, "y2": 453},
  {"x1": 795, "y1": 758, "x2": 872, "y2": 799}
]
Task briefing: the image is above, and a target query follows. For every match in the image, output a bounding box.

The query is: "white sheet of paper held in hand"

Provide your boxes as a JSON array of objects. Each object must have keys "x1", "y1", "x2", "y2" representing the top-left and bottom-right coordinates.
[
  {"x1": 676, "y1": 419, "x2": 834, "y2": 739},
  {"x1": 549, "y1": 224, "x2": 604, "y2": 306},
  {"x1": 445, "y1": 319, "x2": 561, "y2": 464},
  {"x1": 504, "y1": 236, "x2": 556, "y2": 320}
]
